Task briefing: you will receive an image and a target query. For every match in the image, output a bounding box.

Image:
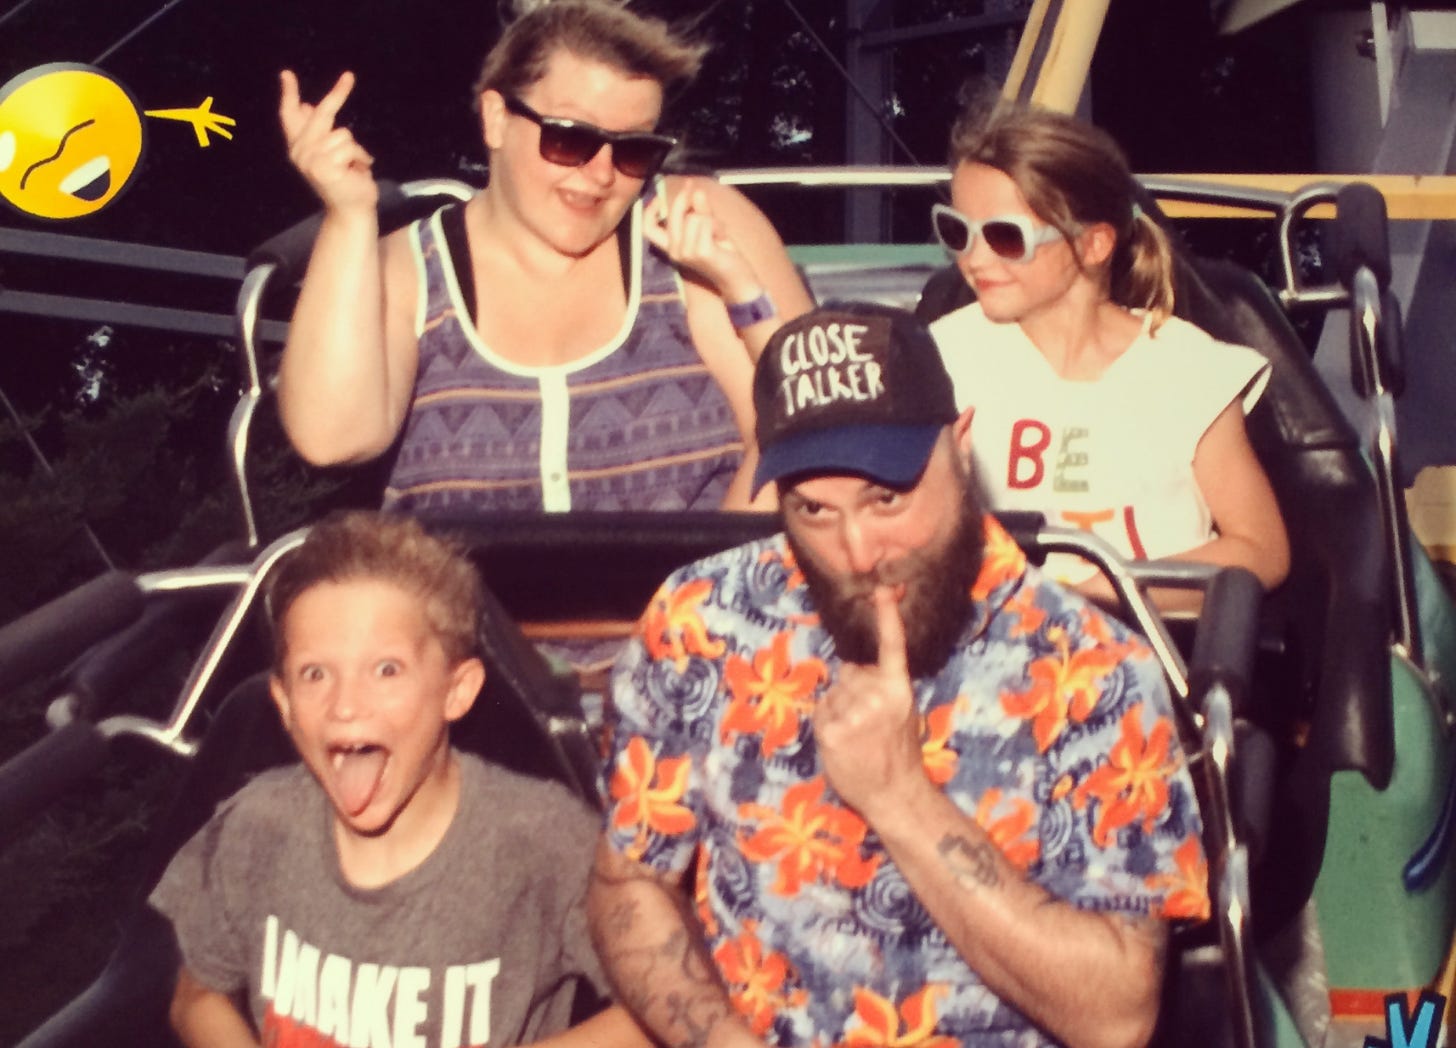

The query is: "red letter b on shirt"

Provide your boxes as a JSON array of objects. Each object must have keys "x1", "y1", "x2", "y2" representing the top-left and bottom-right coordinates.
[{"x1": 1008, "y1": 419, "x2": 1051, "y2": 490}]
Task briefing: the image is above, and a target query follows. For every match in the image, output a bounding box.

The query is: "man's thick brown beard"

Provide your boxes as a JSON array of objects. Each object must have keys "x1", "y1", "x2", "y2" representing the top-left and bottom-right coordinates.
[{"x1": 788, "y1": 494, "x2": 986, "y2": 680}]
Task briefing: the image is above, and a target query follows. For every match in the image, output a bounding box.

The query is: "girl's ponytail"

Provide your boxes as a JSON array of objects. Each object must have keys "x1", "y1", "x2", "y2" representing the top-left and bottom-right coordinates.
[{"x1": 1113, "y1": 205, "x2": 1176, "y2": 331}]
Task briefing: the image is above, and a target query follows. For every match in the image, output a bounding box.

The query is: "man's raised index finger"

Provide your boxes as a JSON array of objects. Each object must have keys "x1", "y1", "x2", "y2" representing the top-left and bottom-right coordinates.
[{"x1": 873, "y1": 586, "x2": 909, "y2": 680}]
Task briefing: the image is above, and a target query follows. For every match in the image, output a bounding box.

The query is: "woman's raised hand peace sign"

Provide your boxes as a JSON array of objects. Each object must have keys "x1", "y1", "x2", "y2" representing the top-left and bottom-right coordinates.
[{"x1": 278, "y1": 70, "x2": 378, "y2": 213}]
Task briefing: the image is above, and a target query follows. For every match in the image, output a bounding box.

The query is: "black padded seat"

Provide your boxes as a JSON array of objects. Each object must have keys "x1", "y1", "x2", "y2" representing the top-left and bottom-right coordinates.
[
  {"x1": 1170, "y1": 254, "x2": 1392, "y2": 939},
  {"x1": 1171, "y1": 256, "x2": 1393, "y2": 784},
  {"x1": 422, "y1": 510, "x2": 781, "y2": 625}
]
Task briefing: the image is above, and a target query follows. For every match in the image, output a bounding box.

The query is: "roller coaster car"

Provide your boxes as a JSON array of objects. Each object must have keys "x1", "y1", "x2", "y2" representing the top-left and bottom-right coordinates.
[{"x1": 2, "y1": 175, "x2": 1451, "y2": 1048}]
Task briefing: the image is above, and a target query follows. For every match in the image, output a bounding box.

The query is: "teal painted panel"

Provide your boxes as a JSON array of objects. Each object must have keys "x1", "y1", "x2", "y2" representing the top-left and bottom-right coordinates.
[{"x1": 1315, "y1": 656, "x2": 1456, "y2": 989}]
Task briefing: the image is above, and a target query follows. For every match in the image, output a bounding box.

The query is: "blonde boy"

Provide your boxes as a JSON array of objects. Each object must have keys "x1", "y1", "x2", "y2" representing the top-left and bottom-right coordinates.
[{"x1": 151, "y1": 512, "x2": 639, "y2": 1048}]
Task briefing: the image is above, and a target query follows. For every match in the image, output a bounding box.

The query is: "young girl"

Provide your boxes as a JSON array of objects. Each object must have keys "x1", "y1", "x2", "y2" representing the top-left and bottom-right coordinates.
[{"x1": 928, "y1": 102, "x2": 1288, "y2": 606}]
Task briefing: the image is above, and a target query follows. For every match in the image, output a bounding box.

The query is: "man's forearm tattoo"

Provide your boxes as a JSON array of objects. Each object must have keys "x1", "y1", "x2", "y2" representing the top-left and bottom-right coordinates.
[
  {"x1": 937, "y1": 832, "x2": 1001, "y2": 890},
  {"x1": 601, "y1": 896, "x2": 639, "y2": 941},
  {"x1": 591, "y1": 864, "x2": 734, "y2": 1048}
]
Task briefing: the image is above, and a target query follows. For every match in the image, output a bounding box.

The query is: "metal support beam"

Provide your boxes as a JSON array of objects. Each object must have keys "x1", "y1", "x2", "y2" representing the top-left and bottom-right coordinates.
[
  {"x1": 0, "y1": 226, "x2": 284, "y2": 341},
  {"x1": 1002, "y1": 0, "x2": 1109, "y2": 113},
  {"x1": 1310, "y1": 10, "x2": 1456, "y2": 479},
  {"x1": 1, "y1": 227, "x2": 244, "y2": 279},
  {"x1": 844, "y1": 0, "x2": 892, "y2": 242},
  {"x1": 0, "y1": 289, "x2": 288, "y2": 343},
  {"x1": 860, "y1": 12, "x2": 1027, "y2": 50}
]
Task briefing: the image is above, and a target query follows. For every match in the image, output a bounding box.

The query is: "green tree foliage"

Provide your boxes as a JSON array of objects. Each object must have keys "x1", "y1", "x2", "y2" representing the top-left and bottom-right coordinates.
[{"x1": 0, "y1": 331, "x2": 363, "y2": 616}]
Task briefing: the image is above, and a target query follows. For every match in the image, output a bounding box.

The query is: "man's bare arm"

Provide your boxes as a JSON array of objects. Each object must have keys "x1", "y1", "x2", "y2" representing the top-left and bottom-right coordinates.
[
  {"x1": 814, "y1": 589, "x2": 1168, "y2": 1048},
  {"x1": 586, "y1": 840, "x2": 762, "y2": 1048},
  {"x1": 873, "y1": 789, "x2": 1167, "y2": 1048}
]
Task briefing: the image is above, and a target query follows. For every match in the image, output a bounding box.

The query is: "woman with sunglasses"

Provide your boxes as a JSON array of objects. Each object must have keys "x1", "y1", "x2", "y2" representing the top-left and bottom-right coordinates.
[
  {"x1": 274, "y1": 1, "x2": 811, "y2": 514},
  {"x1": 928, "y1": 102, "x2": 1289, "y2": 607}
]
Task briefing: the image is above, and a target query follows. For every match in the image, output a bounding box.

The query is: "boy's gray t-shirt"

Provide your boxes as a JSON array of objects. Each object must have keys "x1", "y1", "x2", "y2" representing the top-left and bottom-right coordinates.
[{"x1": 150, "y1": 752, "x2": 606, "y2": 1047}]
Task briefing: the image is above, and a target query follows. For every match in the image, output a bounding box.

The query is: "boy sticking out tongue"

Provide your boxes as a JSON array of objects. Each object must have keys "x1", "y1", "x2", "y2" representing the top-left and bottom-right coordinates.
[{"x1": 151, "y1": 512, "x2": 646, "y2": 1048}]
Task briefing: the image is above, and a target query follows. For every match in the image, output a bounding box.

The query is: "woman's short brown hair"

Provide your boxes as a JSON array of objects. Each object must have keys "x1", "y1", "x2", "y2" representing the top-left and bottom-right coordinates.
[
  {"x1": 473, "y1": 0, "x2": 707, "y2": 108},
  {"x1": 267, "y1": 511, "x2": 484, "y2": 670}
]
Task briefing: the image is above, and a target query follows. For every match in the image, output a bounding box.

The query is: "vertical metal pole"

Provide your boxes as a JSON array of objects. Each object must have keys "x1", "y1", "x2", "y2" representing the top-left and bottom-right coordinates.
[
  {"x1": 1002, "y1": 0, "x2": 1111, "y2": 114},
  {"x1": 844, "y1": 0, "x2": 891, "y2": 243},
  {"x1": 1353, "y1": 270, "x2": 1422, "y2": 663},
  {"x1": 228, "y1": 266, "x2": 272, "y2": 550}
]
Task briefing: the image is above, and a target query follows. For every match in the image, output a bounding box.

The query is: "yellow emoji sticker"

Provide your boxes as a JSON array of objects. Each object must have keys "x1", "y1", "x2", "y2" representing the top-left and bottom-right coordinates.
[
  {"x1": 0, "y1": 64, "x2": 144, "y2": 220},
  {"x1": 0, "y1": 63, "x2": 235, "y2": 221}
]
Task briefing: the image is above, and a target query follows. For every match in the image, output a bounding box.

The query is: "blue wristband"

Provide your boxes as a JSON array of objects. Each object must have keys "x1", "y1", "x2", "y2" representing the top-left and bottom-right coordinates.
[{"x1": 726, "y1": 291, "x2": 776, "y2": 330}]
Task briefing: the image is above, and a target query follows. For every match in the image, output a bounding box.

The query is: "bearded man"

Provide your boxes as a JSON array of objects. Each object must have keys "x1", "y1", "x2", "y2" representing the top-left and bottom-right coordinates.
[{"x1": 587, "y1": 303, "x2": 1209, "y2": 1048}]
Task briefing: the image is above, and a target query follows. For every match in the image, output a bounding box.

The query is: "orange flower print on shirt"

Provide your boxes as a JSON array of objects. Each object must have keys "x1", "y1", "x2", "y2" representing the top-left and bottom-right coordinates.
[
  {"x1": 1049, "y1": 771, "x2": 1075, "y2": 803},
  {"x1": 642, "y1": 578, "x2": 725, "y2": 671},
  {"x1": 1147, "y1": 835, "x2": 1211, "y2": 920},
  {"x1": 715, "y1": 920, "x2": 808, "y2": 1036},
  {"x1": 693, "y1": 846, "x2": 720, "y2": 938},
  {"x1": 837, "y1": 985, "x2": 958, "y2": 1048},
  {"x1": 1001, "y1": 586, "x2": 1048, "y2": 640},
  {"x1": 973, "y1": 788, "x2": 1040, "y2": 873},
  {"x1": 740, "y1": 778, "x2": 881, "y2": 895},
  {"x1": 762, "y1": 544, "x2": 807, "y2": 592},
  {"x1": 970, "y1": 519, "x2": 1025, "y2": 603},
  {"x1": 1081, "y1": 605, "x2": 1117, "y2": 646},
  {"x1": 1072, "y1": 704, "x2": 1179, "y2": 848},
  {"x1": 1002, "y1": 626, "x2": 1124, "y2": 753},
  {"x1": 722, "y1": 632, "x2": 828, "y2": 756},
  {"x1": 919, "y1": 700, "x2": 962, "y2": 786},
  {"x1": 609, "y1": 737, "x2": 696, "y2": 859},
  {"x1": 761, "y1": 546, "x2": 818, "y2": 627}
]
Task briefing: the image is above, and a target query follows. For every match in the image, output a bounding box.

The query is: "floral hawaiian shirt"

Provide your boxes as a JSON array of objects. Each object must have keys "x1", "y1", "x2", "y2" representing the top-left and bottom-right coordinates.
[{"x1": 600, "y1": 517, "x2": 1209, "y2": 1048}]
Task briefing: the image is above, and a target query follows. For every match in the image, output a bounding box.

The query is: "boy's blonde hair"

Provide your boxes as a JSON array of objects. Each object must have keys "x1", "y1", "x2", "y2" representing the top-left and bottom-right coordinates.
[
  {"x1": 948, "y1": 99, "x2": 1176, "y2": 329},
  {"x1": 473, "y1": 0, "x2": 707, "y2": 108},
  {"x1": 267, "y1": 512, "x2": 484, "y2": 670}
]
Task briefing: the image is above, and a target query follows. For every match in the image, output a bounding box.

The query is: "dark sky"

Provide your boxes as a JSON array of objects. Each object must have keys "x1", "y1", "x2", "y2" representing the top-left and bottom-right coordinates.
[
  {"x1": 0, "y1": 0, "x2": 1316, "y2": 420},
  {"x1": 0, "y1": 0, "x2": 1315, "y2": 254},
  {"x1": 1, "y1": 0, "x2": 526, "y2": 252}
]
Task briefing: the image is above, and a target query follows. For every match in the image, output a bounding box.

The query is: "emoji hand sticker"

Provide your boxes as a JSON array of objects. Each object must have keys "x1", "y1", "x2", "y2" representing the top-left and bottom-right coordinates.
[
  {"x1": 0, "y1": 63, "x2": 236, "y2": 220},
  {"x1": 144, "y1": 97, "x2": 236, "y2": 148}
]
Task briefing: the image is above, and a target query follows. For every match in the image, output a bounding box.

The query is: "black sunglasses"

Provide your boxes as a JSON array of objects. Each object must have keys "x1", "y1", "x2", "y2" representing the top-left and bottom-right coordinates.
[
  {"x1": 931, "y1": 203, "x2": 1064, "y2": 264},
  {"x1": 502, "y1": 95, "x2": 677, "y2": 180}
]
